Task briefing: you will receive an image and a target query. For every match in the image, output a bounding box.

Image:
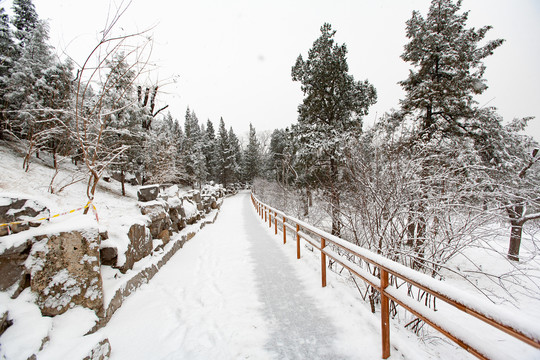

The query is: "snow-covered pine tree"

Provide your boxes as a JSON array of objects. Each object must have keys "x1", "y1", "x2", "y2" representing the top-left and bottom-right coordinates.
[
  {"x1": 99, "y1": 54, "x2": 146, "y2": 194},
  {"x1": 398, "y1": 0, "x2": 504, "y2": 267},
  {"x1": 399, "y1": 0, "x2": 504, "y2": 141},
  {"x1": 216, "y1": 117, "x2": 233, "y2": 186},
  {"x1": 182, "y1": 107, "x2": 195, "y2": 180},
  {"x1": 243, "y1": 123, "x2": 261, "y2": 183},
  {"x1": 0, "y1": 6, "x2": 16, "y2": 139},
  {"x1": 291, "y1": 23, "x2": 377, "y2": 235},
  {"x1": 11, "y1": 0, "x2": 38, "y2": 49},
  {"x1": 143, "y1": 118, "x2": 179, "y2": 185},
  {"x1": 203, "y1": 119, "x2": 218, "y2": 183},
  {"x1": 269, "y1": 128, "x2": 290, "y2": 184},
  {"x1": 228, "y1": 126, "x2": 242, "y2": 183},
  {"x1": 3, "y1": 20, "x2": 72, "y2": 171},
  {"x1": 182, "y1": 108, "x2": 207, "y2": 187}
]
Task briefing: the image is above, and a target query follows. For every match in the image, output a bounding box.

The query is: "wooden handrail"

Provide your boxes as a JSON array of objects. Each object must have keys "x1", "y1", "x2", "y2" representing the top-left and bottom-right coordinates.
[{"x1": 251, "y1": 193, "x2": 540, "y2": 359}]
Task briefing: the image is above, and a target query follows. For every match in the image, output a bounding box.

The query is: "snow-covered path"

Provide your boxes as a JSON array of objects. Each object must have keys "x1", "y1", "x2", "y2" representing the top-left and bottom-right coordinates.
[
  {"x1": 245, "y1": 198, "x2": 342, "y2": 359},
  {"x1": 98, "y1": 192, "x2": 415, "y2": 359}
]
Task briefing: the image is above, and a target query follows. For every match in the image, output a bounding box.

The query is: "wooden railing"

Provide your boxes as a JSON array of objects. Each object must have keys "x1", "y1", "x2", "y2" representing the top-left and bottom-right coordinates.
[{"x1": 251, "y1": 193, "x2": 540, "y2": 359}]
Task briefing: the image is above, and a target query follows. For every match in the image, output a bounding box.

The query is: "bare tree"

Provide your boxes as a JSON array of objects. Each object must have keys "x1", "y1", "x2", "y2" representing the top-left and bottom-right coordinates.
[{"x1": 67, "y1": 1, "x2": 154, "y2": 208}]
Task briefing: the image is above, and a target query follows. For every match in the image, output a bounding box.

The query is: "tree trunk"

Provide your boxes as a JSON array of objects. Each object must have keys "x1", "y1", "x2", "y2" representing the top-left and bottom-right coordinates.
[
  {"x1": 53, "y1": 148, "x2": 58, "y2": 170},
  {"x1": 302, "y1": 188, "x2": 309, "y2": 217},
  {"x1": 413, "y1": 214, "x2": 426, "y2": 270},
  {"x1": 330, "y1": 158, "x2": 341, "y2": 236},
  {"x1": 507, "y1": 204, "x2": 524, "y2": 262},
  {"x1": 508, "y1": 222, "x2": 523, "y2": 262},
  {"x1": 406, "y1": 207, "x2": 415, "y2": 246},
  {"x1": 120, "y1": 169, "x2": 126, "y2": 196}
]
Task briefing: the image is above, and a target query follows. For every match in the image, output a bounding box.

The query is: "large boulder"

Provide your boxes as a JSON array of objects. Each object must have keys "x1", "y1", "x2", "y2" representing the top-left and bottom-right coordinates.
[
  {"x1": 117, "y1": 223, "x2": 152, "y2": 273},
  {"x1": 166, "y1": 196, "x2": 186, "y2": 233},
  {"x1": 137, "y1": 185, "x2": 159, "y2": 202},
  {"x1": 139, "y1": 202, "x2": 171, "y2": 238},
  {"x1": 182, "y1": 199, "x2": 199, "y2": 225},
  {"x1": 26, "y1": 228, "x2": 104, "y2": 317},
  {"x1": 0, "y1": 197, "x2": 49, "y2": 236},
  {"x1": 0, "y1": 239, "x2": 34, "y2": 291}
]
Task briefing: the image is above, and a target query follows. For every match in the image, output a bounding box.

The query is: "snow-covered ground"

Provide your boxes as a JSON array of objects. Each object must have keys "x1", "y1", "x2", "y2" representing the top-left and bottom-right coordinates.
[
  {"x1": 90, "y1": 192, "x2": 466, "y2": 360},
  {"x1": 2, "y1": 143, "x2": 539, "y2": 359}
]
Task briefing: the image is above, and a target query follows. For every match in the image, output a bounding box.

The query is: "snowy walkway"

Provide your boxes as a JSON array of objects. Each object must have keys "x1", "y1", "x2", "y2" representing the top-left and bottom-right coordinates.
[{"x1": 98, "y1": 192, "x2": 423, "y2": 360}]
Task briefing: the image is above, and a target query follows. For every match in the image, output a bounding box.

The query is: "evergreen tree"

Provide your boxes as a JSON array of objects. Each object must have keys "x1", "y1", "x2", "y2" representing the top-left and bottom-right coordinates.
[
  {"x1": 216, "y1": 117, "x2": 233, "y2": 186},
  {"x1": 244, "y1": 123, "x2": 261, "y2": 183},
  {"x1": 182, "y1": 107, "x2": 207, "y2": 187},
  {"x1": 269, "y1": 128, "x2": 294, "y2": 185},
  {"x1": 291, "y1": 23, "x2": 376, "y2": 235},
  {"x1": 100, "y1": 54, "x2": 146, "y2": 193},
  {"x1": 397, "y1": 0, "x2": 504, "y2": 266},
  {"x1": 202, "y1": 119, "x2": 218, "y2": 183},
  {"x1": 12, "y1": 0, "x2": 39, "y2": 48},
  {"x1": 143, "y1": 118, "x2": 179, "y2": 185},
  {"x1": 399, "y1": 0, "x2": 504, "y2": 141},
  {"x1": 228, "y1": 126, "x2": 242, "y2": 183},
  {"x1": 0, "y1": 6, "x2": 16, "y2": 139},
  {"x1": 3, "y1": 21, "x2": 73, "y2": 170}
]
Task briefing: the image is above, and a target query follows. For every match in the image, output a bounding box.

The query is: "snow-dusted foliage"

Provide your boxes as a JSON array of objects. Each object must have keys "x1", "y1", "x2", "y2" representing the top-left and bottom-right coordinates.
[{"x1": 291, "y1": 23, "x2": 377, "y2": 236}]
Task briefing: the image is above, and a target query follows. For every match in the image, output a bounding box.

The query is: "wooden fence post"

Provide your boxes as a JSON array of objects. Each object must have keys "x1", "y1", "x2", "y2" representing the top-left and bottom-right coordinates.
[
  {"x1": 321, "y1": 237, "x2": 327, "y2": 288},
  {"x1": 296, "y1": 224, "x2": 300, "y2": 259},
  {"x1": 274, "y1": 212, "x2": 277, "y2": 234},
  {"x1": 269, "y1": 211, "x2": 272, "y2": 228},
  {"x1": 283, "y1": 217, "x2": 286, "y2": 244},
  {"x1": 264, "y1": 206, "x2": 267, "y2": 222},
  {"x1": 380, "y1": 269, "x2": 390, "y2": 359}
]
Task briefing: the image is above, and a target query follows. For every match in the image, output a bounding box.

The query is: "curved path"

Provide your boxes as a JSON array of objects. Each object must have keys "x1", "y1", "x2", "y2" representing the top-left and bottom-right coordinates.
[{"x1": 98, "y1": 192, "x2": 429, "y2": 359}]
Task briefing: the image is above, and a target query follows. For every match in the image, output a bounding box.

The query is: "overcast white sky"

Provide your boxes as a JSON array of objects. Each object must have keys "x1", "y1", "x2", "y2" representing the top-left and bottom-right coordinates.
[{"x1": 6, "y1": 0, "x2": 540, "y2": 139}]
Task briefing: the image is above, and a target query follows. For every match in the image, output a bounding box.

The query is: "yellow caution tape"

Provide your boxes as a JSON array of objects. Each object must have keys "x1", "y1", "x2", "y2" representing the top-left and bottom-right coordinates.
[{"x1": 0, "y1": 201, "x2": 96, "y2": 229}]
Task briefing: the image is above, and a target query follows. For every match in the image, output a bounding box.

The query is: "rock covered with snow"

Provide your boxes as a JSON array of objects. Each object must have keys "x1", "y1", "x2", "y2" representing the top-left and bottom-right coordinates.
[
  {"x1": 0, "y1": 237, "x2": 35, "y2": 291},
  {"x1": 0, "y1": 196, "x2": 50, "y2": 236},
  {"x1": 136, "y1": 185, "x2": 159, "y2": 202},
  {"x1": 123, "y1": 223, "x2": 152, "y2": 272},
  {"x1": 25, "y1": 226, "x2": 104, "y2": 317},
  {"x1": 139, "y1": 201, "x2": 171, "y2": 239},
  {"x1": 82, "y1": 338, "x2": 111, "y2": 360}
]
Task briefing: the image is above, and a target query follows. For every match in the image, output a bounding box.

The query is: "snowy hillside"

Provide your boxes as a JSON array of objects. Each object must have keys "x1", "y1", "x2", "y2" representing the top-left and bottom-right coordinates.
[{"x1": 0, "y1": 142, "x2": 225, "y2": 359}]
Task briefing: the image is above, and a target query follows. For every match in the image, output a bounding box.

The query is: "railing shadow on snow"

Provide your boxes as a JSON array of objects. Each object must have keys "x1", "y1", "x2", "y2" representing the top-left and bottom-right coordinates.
[{"x1": 251, "y1": 192, "x2": 540, "y2": 360}]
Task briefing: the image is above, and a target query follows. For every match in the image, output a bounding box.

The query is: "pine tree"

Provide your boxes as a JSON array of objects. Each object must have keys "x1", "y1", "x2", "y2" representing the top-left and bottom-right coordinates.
[
  {"x1": 269, "y1": 128, "x2": 294, "y2": 185},
  {"x1": 0, "y1": 6, "x2": 16, "y2": 139},
  {"x1": 216, "y1": 117, "x2": 233, "y2": 186},
  {"x1": 12, "y1": 0, "x2": 39, "y2": 48},
  {"x1": 291, "y1": 23, "x2": 377, "y2": 235},
  {"x1": 202, "y1": 119, "x2": 218, "y2": 183},
  {"x1": 182, "y1": 107, "x2": 207, "y2": 187},
  {"x1": 100, "y1": 54, "x2": 146, "y2": 193},
  {"x1": 399, "y1": 0, "x2": 504, "y2": 141},
  {"x1": 143, "y1": 118, "x2": 178, "y2": 185},
  {"x1": 244, "y1": 123, "x2": 261, "y2": 183},
  {"x1": 228, "y1": 126, "x2": 242, "y2": 183},
  {"x1": 3, "y1": 21, "x2": 73, "y2": 170},
  {"x1": 397, "y1": 0, "x2": 504, "y2": 266}
]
